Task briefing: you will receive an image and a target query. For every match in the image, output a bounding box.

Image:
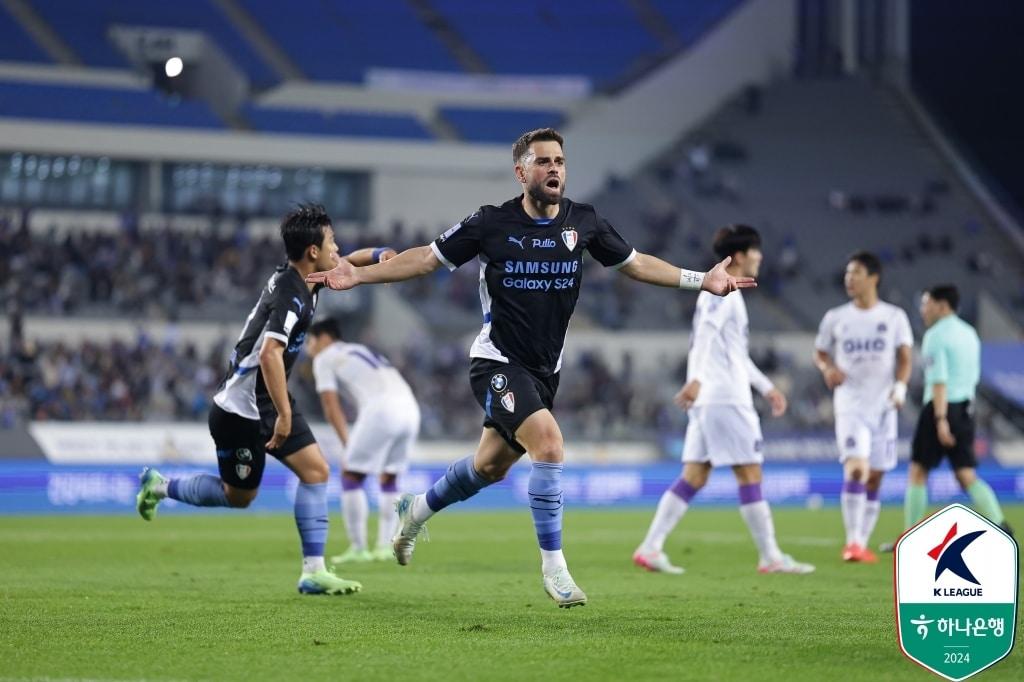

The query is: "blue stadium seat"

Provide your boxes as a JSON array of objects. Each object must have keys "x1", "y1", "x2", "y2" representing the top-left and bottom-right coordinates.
[
  {"x1": 440, "y1": 107, "x2": 562, "y2": 144},
  {"x1": 242, "y1": 105, "x2": 433, "y2": 140},
  {"x1": 430, "y1": 0, "x2": 657, "y2": 86},
  {"x1": 244, "y1": 0, "x2": 461, "y2": 82},
  {"x1": 0, "y1": 5, "x2": 51, "y2": 62},
  {"x1": 29, "y1": 0, "x2": 276, "y2": 85},
  {"x1": 648, "y1": 0, "x2": 744, "y2": 45},
  {"x1": 0, "y1": 80, "x2": 224, "y2": 128}
]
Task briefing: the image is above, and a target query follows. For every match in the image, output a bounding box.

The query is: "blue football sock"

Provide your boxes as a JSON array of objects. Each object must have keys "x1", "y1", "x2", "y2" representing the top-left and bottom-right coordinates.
[
  {"x1": 294, "y1": 482, "x2": 329, "y2": 558},
  {"x1": 529, "y1": 462, "x2": 563, "y2": 551},
  {"x1": 167, "y1": 474, "x2": 230, "y2": 507},
  {"x1": 425, "y1": 455, "x2": 491, "y2": 512}
]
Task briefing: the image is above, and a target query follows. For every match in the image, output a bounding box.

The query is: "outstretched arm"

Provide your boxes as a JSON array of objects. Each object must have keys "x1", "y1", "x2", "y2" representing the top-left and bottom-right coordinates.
[
  {"x1": 619, "y1": 252, "x2": 756, "y2": 296},
  {"x1": 306, "y1": 245, "x2": 442, "y2": 290},
  {"x1": 345, "y1": 246, "x2": 398, "y2": 267}
]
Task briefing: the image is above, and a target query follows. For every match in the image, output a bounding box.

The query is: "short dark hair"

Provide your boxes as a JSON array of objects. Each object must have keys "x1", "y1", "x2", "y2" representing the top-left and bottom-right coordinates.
[
  {"x1": 512, "y1": 128, "x2": 564, "y2": 165},
  {"x1": 281, "y1": 203, "x2": 331, "y2": 261},
  {"x1": 927, "y1": 284, "x2": 960, "y2": 311},
  {"x1": 308, "y1": 318, "x2": 342, "y2": 340},
  {"x1": 848, "y1": 250, "x2": 882, "y2": 278},
  {"x1": 712, "y1": 224, "x2": 761, "y2": 260}
]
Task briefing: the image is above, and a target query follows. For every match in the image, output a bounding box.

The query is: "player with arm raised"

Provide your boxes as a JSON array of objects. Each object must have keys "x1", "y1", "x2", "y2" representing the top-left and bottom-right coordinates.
[
  {"x1": 305, "y1": 319, "x2": 422, "y2": 564},
  {"x1": 306, "y1": 128, "x2": 754, "y2": 608},
  {"x1": 634, "y1": 225, "x2": 814, "y2": 575},
  {"x1": 813, "y1": 251, "x2": 913, "y2": 563},
  {"x1": 134, "y1": 204, "x2": 395, "y2": 595}
]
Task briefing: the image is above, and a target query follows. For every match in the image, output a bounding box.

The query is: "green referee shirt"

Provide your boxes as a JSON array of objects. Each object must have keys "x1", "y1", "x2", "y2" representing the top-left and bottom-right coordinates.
[{"x1": 921, "y1": 314, "x2": 980, "y2": 404}]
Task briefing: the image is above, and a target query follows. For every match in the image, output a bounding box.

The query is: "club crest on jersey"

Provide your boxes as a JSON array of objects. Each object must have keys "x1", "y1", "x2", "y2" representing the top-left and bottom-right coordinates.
[
  {"x1": 236, "y1": 464, "x2": 251, "y2": 480},
  {"x1": 500, "y1": 391, "x2": 516, "y2": 412},
  {"x1": 878, "y1": 322, "x2": 888, "y2": 333},
  {"x1": 490, "y1": 374, "x2": 508, "y2": 392},
  {"x1": 561, "y1": 228, "x2": 578, "y2": 252}
]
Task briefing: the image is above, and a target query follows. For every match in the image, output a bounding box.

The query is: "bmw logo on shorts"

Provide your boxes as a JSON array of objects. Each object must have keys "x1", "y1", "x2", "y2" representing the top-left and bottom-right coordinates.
[
  {"x1": 490, "y1": 374, "x2": 508, "y2": 392},
  {"x1": 236, "y1": 448, "x2": 253, "y2": 462}
]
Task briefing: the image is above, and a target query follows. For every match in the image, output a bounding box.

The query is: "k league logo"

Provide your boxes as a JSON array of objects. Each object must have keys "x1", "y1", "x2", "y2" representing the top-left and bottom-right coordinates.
[{"x1": 895, "y1": 504, "x2": 1018, "y2": 681}]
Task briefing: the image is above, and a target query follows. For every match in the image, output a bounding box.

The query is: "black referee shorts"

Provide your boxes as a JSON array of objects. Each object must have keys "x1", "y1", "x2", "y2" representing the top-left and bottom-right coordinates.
[
  {"x1": 911, "y1": 401, "x2": 977, "y2": 471},
  {"x1": 469, "y1": 358, "x2": 559, "y2": 454}
]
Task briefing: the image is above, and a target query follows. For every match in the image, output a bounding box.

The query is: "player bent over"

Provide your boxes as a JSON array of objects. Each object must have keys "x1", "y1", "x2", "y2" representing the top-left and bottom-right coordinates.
[
  {"x1": 304, "y1": 319, "x2": 421, "y2": 563},
  {"x1": 634, "y1": 226, "x2": 814, "y2": 575},
  {"x1": 306, "y1": 128, "x2": 755, "y2": 607},
  {"x1": 135, "y1": 205, "x2": 394, "y2": 595}
]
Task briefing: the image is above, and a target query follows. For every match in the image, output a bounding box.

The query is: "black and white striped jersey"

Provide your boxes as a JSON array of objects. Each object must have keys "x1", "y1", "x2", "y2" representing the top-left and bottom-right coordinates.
[
  {"x1": 431, "y1": 196, "x2": 635, "y2": 377},
  {"x1": 213, "y1": 265, "x2": 319, "y2": 420}
]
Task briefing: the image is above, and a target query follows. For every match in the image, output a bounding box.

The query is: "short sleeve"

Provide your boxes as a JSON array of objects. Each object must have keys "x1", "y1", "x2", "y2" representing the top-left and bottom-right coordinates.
[
  {"x1": 894, "y1": 309, "x2": 914, "y2": 348},
  {"x1": 814, "y1": 310, "x2": 835, "y2": 353},
  {"x1": 923, "y1": 334, "x2": 949, "y2": 385},
  {"x1": 696, "y1": 292, "x2": 729, "y2": 331},
  {"x1": 312, "y1": 351, "x2": 339, "y2": 394},
  {"x1": 265, "y1": 276, "x2": 305, "y2": 345},
  {"x1": 431, "y1": 209, "x2": 484, "y2": 271},
  {"x1": 586, "y1": 216, "x2": 636, "y2": 269}
]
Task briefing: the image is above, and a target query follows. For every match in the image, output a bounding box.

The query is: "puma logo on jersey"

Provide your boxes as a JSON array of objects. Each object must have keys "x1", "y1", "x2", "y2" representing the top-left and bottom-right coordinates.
[{"x1": 507, "y1": 235, "x2": 526, "y2": 250}]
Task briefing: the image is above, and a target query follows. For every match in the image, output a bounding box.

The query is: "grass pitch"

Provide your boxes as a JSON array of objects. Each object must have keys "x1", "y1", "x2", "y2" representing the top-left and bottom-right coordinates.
[{"x1": 1, "y1": 506, "x2": 1021, "y2": 682}]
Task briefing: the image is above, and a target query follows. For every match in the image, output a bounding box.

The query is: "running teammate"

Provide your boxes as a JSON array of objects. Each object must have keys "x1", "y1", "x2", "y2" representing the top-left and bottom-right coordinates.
[
  {"x1": 813, "y1": 252, "x2": 912, "y2": 563},
  {"x1": 305, "y1": 319, "x2": 421, "y2": 564},
  {"x1": 135, "y1": 204, "x2": 394, "y2": 595},
  {"x1": 305, "y1": 128, "x2": 755, "y2": 607},
  {"x1": 634, "y1": 225, "x2": 814, "y2": 575}
]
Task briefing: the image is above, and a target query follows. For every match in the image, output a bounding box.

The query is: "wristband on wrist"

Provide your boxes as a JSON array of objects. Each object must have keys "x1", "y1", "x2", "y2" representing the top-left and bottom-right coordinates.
[
  {"x1": 679, "y1": 269, "x2": 705, "y2": 290},
  {"x1": 371, "y1": 246, "x2": 390, "y2": 262},
  {"x1": 891, "y1": 381, "x2": 907, "y2": 404}
]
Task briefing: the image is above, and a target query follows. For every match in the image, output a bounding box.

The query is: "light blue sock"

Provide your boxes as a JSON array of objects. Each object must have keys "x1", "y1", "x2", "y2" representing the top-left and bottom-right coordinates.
[
  {"x1": 529, "y1": 462, "x2": 563, "y2": 550},
  {"x1": 167, "y1": 475, "x2": 230, "y2": 507},
  {"x1": 424, "y1": 455, "x2": 491, "y2": 512},
  {"x1": 295, "y1": 482, "x2": 328, "y2": 558}
]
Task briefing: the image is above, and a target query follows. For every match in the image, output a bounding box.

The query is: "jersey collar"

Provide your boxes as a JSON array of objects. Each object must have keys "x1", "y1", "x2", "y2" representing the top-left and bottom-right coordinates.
[{"x1": 510, "y1": 195, "x2": 570, "y2": 227}]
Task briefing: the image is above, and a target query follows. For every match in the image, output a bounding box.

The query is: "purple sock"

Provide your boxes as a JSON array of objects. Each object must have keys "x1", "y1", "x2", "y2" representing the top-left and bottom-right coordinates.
[
  {"x1": 669, "y1": 478, "x2": 698, "y2": 503},
  {"x1": 341, "y1": 476, "x2": 364, "y2": 492},
  {"x1": 843, "y1": 480, "x2": 866, "y2": 494},
  {"x1": 866, "y1": 487, "x2": 880, "y2": 502},
  {"x1": 738, "y1": 482, "x2": 763, "y2": 505},
  {"x1": 380, "y1": 480, "x2": 398, "y2": 493}
]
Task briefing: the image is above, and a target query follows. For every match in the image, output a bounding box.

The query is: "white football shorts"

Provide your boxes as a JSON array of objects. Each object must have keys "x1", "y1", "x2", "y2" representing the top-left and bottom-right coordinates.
[
  {"x1": 343, "y1": 402, "x2": 420, "y2": 475},
  {"x1": 682, "y1": 404, "x2": 764, "y2": 467},
  {"x1": 835, "y1": 409, "x2": 898, "y2": 471}
]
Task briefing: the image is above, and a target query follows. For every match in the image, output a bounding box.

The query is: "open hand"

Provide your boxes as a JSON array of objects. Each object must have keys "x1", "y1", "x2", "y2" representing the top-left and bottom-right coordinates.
[
  {"x1": 702, "y1": 257, "x2": 757, "y2": 296},
  {"x1": 937, "y1": 418, "x2": 956, "y2": 448},
  {"x1": 305, "y1": 256, "x2": 359, "y2": 291}
]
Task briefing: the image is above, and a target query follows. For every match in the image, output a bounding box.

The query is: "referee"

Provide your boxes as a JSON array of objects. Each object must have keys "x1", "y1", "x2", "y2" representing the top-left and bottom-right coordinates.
[{"x1": 903, "y1": 284, "x2": 1011, "y2": 536}]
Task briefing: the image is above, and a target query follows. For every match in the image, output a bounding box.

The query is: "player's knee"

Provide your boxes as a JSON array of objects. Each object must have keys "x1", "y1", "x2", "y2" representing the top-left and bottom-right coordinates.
[
  {"x1": 301, "y1": 459, "x2": 330, "y2": 484},
  {"x1": 226, "y1": 487, "x2": 258, "y2": 508},
  {"x1": 846, "y1": 466, "x2": 866, "y2": 483},
  {"x1": 476, "y1": 460, "x2": 511, "y2": 483},
  {"x1": 530, "y1": 437, "x2": 563, "y2": 463},
  {"x1": 954, "y1": 468, "x2": 976, "y2": 490}
]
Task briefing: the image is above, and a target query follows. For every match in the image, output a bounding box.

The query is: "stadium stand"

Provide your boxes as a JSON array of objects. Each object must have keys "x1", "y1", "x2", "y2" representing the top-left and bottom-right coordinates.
[
  {"x1": 0, "y1": 4, "x2": 51, "y2": 63},
  {"x1": 241, "y1": 104, "x2": 433, "y2": 140},
  {"x1": 430, "y1": 0, "x2": 659, "y2": 86},
  {"x1": 243, "y1": 0, "x2": 461, "y2": 82},
  {"x1": 0, "y1": 80, "x2": 224, "y2": 128},
  {"x1": 28, "y1": 0, "x2": 277, "y2": 85},
  {"x1": 439, "y1": 107, "x2": 562, "y2": 144},
  {"x1": 648, "y1": 0, "x2": 744, "y2": 45}
]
